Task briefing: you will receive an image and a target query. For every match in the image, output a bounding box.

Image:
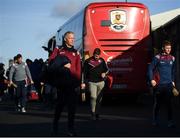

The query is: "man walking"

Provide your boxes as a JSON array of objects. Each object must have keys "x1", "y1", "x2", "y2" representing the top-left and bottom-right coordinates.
[
  {"x1": 9, "y1": 54, "x2": 33, "y2": 113},
  {"x1": 49, "y1": 31, "x2": 81, "y2": 136},
  {"x1": 82, "y1": 48, "x2": 109, "y2": 120},
  {"x1": 148, "y1": 40, "x2": 176, "y2": 127}
]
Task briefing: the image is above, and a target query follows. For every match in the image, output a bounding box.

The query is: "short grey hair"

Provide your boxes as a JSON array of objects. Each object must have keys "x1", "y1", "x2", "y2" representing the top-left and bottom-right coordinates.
[{"x1": 64, "y1": 31, "x2": 74, "y2": 39}]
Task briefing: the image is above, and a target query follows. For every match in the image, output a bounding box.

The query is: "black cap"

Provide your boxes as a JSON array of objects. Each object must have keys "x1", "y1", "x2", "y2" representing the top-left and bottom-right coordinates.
[
  {"x1": 93, "y1": 48, "x2": 101, "y2": 55},
  {"x1": 16, "y1": 54, "x2": 22, "y2": 59}
]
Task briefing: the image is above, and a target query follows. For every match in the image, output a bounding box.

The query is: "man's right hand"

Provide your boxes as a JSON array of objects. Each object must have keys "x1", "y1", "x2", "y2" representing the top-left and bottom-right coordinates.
[
  {"x1": 9, "y1": 81, "x2": 17, "y2": 88},
  {"x1": 151, "y1": 80, "x2": 157, "y2": 87},
  {"x1": 9, "y1": 81, "x2": 13, "y2": 86},
  {"x1": 82, "y1": 93, "x2": 86, "y2": 102},
  {"x1": 64, "y1": 63, "x2": 71, "y2": 68},
  {"x1": 81, "y1": 83, "x2": 86, "y2": 89}
]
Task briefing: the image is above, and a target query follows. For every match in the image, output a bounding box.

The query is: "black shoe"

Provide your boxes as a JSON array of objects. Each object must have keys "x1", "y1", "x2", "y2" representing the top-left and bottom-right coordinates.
[
  {"x1": 67, "y1": 130, "x2": 77, "y2": 136},
  {"x1": 96, "y1": 114, "x2": 100, "y2": 120},
  {"x1": 152, "y1": 120, "x2": 159, "y2": 126},
  {"x1": 52, "y1": 122, "x2": 58, "y2": 136},
  {"x1": 168, "y1": 120, "x2": 176, "y2": 128},
  {"x1": 91, "y1": 112, "x2": 96, "y2": 121},
  {"x1": 51, "y1": 130, "x2": 58, "y2": 136}
]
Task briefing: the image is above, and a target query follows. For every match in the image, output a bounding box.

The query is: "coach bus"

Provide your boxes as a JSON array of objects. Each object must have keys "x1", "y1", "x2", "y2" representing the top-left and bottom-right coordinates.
[{"x1": 55, "y1": 2, "x2": 152, "y2": 97}]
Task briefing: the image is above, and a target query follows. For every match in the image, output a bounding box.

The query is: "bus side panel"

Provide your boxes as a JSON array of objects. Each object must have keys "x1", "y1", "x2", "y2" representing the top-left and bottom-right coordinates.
[{"x1": 84, "y1": 3, "x2": 152, "y2": 95}]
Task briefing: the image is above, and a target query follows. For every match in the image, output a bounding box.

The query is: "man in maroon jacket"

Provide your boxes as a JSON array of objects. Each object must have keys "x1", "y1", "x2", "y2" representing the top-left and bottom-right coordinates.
[{"x1": 49, "y1": 31, "x2": 81, "y2": 136}]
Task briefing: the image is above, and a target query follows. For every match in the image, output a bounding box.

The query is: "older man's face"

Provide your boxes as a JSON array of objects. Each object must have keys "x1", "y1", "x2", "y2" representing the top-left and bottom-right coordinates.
[{"x1": 65, "y1": 33, "x2": 75, "y2": 47}]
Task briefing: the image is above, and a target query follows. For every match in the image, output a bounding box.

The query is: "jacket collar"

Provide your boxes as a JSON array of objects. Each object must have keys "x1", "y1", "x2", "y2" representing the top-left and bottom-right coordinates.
[{"x1": 62, "y1": 44, "x2": 75, "y2": 52}]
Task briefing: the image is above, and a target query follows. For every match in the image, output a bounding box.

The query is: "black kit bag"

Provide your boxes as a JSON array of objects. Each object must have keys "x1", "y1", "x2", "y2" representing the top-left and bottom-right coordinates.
[{"x1": 47, "y1": 55, "x2": 73, "y2": 88}]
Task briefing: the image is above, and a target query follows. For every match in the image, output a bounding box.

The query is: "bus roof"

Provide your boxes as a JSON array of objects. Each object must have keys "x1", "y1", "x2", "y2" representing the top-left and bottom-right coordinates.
[
  {"x1": 58, "y1": 2, "x2": 148, "y2": 33},
  {"x1": 86, "y1": 2, "x2": 148, "y2": 9}
]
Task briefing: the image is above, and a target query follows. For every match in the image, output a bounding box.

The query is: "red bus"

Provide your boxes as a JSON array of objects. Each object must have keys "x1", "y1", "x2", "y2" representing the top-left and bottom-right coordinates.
[{"x1": 55, "y1": 2, "x2": 152, "y2": 96}]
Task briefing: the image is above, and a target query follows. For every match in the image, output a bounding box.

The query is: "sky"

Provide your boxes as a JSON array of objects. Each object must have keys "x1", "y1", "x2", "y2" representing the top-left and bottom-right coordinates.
[{"x1": 0, "y1": 0, "x2": 179, "y2": 67}]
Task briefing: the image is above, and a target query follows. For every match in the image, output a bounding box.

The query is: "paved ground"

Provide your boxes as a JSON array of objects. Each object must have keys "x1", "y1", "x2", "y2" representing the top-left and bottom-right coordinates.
[{"x1": 0, "y1": 93, "x2": 180, "y2": 137}]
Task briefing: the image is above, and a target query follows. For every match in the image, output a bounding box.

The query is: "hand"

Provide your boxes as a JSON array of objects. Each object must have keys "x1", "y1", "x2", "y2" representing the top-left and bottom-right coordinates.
[
  {"x1": 82, "y1": 93, "x2": 86, "y2": 102},
  {"x1": 64, "y1": 63, "x2": 71, "y2": 68},
  {"x1": 8, "y1": 81, "x2": 11, "y2": 87},
  {"x1": 172, "y1": 82, "x2": 175, "y2": 87},
  {"x1": 151, "y1": 80, "x2": 157, "y2": 87},
  {"x1": 101, "y1": 73, "x2": 106, "y2": 78},
  {"x1": 4, "y1": 79, "x2": 8, "y2": 84},
  {"x1": 81, "y1": 83, "x2": 86, "y2": 89},
  {"x1": 10, "y1": 81, "x2": 17, "y2": 88},
  {"x1": 9, "y1": 81, "x2": 13, "y2": 86},
  {"x1": 30, "y1": 80, "x2": 34, "y2": 84}
]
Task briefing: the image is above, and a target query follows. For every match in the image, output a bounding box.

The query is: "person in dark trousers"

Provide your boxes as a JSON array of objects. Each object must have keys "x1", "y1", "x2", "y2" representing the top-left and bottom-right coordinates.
[
  {"x1": 82, "y1": 48, "x2": 109, "y2": 120},
  {"x1": 49, "y1": 31, "x2": 81, "y2": 136},
  {"x1": 0, "y1": 63, "x2": 7, "y2": 102},
  {"x1": 148, "y1": 40, "x2": 176, "y2": 128},
  {"x1": 6, "y1": 58, "x2": 16, "y2": 100},
  {"x1": 9, "y1": 54, "x2": 33, "y2": 113}
]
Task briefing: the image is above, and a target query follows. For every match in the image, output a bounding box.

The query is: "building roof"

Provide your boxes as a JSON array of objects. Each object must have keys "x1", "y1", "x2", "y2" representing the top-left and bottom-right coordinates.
[{"x1": 150, "y1": 8, "x2": 180, "y2": 30}]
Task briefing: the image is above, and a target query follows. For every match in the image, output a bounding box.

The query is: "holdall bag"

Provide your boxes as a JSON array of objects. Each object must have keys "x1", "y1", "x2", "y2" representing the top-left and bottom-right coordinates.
[
  {"x1": 172, "y1": 87, "x2": 179, "y2": 97},
  {"x1": 28, "y1": 85, "x2": 39, "y2": 101}
]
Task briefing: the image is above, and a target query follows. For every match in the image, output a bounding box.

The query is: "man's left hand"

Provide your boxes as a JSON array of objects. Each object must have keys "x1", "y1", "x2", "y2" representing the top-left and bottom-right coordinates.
[{"x1": 101, "y1": 73, "x2": 106, "y2": 78}]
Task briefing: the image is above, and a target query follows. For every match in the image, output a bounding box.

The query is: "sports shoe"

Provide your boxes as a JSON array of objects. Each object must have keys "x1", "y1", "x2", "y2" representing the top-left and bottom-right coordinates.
[
  {"x1": 52, "y1": 122, "x2": 58, "y2": 136},
  {"x1": 67, "y1": 130, "x2": 77, "y2": 136},
  {"x1": 18, "y1": 104, "x2": 21, "y2": 108},
  {"x1": 91, "y1": 112, "x2": 96, "y2": 121},
  {"x1": 21, "y1": 107, "x2": 26, "y2": 113},
  {"x1": 16, "y1": 108, "x2": 21, "y2": 112},
  {"x1": 96, "y1": 114, "x2": 100, "y2": 120},
  {"x1": 152, "y1": 120, "x2": 159, "y2": 126},
  {"x1": 51, "y1": 130, "x2": 58, "y2": 136},
  {"x1": 168, "y1": 120, "x2": 175, "y2": 128}
]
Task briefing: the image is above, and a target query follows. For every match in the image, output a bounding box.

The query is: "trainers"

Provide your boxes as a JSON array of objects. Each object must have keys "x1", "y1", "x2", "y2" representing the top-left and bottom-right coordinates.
[
  {"x1": 51, "y1": 130, "x2": 58, "y2": 136},
  {"x1": 16, "y1": 108, "x2": 21, "y2": 112},
  {"x1": 168, "y1": 120, "x2": 175, "y2": 128},
  {"x1": 18, "y1": 104, "x2": 21, "y2": 108},
  {"x1": 52, "y1": 122, "x2": 58, "y2": 136},
  {"x1": 21, "y1": 107, "x2": 26, "y2": 113},
  {"x1": 67, "y1": 130, "x2": 77, "y2": 136},
  {"x1": 152, "y1": 120, "x2": 159, "y2": 126},
  {"x1": 96, "y1": 114, "x2": 100, "y2": 120},
  {"x1": 91, "y1": 112, "x2": 96, "y2": 121}
]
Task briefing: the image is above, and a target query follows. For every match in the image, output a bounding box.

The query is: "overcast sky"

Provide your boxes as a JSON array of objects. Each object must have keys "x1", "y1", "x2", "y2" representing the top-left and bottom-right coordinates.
[{"x1": 0, "y1": 0, "x2": 179, "y2": 67}]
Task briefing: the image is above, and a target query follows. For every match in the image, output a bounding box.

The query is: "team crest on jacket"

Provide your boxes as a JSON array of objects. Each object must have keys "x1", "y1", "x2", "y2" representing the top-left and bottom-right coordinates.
[
  {"x1": 110, "y1": 10, "x2": 127, "y2": 32},
  {"x1": 59, "y1": 51, "x2": 65, "y2": 55}
]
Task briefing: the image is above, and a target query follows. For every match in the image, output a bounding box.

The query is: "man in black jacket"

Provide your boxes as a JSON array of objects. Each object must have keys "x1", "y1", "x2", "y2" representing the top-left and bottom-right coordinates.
[
  {"x1": 49, "y1": 31, "x2": 81, "y2": 136},
  {"x1": 82, "y1": 48, "x2": 109, "y2": 120}
]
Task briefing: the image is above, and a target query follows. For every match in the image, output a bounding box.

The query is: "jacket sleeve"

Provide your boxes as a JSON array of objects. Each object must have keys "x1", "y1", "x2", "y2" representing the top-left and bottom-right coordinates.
[
  {"x1": 9, "y1": 65, "x2": 15, "y2": 82},
  {"x1": 75, "y1": 54, "x2": 81, "y2": 81},
  {"x1": 171, "y1": 56, "x2": 175, "y2": 82},
  {"x1": 102, "y1": 59, "x2": 109, "y2": 73},
  {"x1": 83, "y1": 60, "x2": 88, "y2": 83},
  {"x1": 148, "y1": 56, "x2": 159, "y2": 81},
  {"x1": 48, "y1": 47, "x2": 59, "y2": 63}
]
